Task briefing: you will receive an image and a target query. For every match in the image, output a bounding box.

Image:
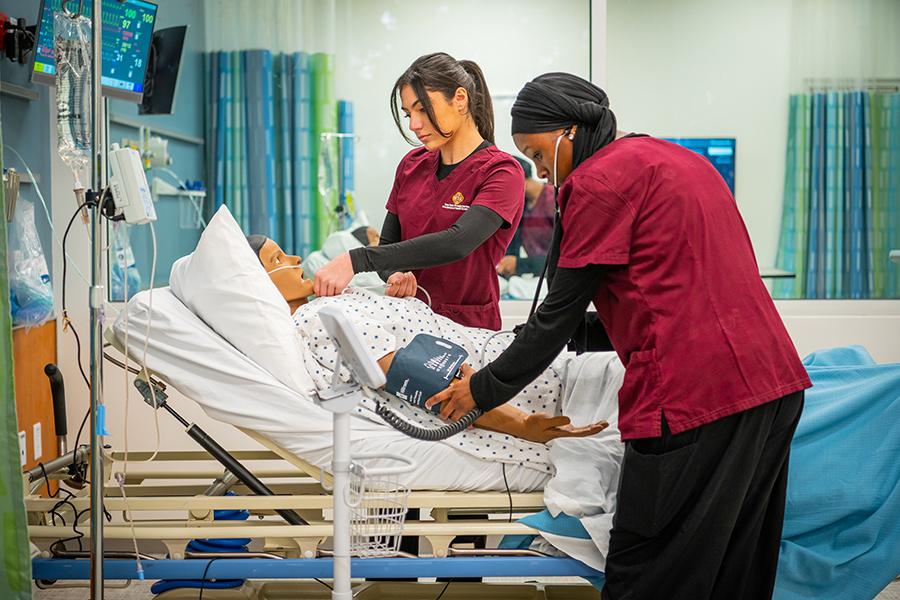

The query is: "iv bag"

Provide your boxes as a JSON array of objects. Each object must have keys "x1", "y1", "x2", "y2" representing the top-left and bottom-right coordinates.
[
  {"x1": 54, "y1": 13, "x2": 92, "y2": 174},
  {"x1": 8, "y1": 201, "x2": 54, "y2": 329}
]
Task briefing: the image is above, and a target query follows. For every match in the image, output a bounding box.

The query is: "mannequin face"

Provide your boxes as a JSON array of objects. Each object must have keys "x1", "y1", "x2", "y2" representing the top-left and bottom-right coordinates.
[{"x1": 256, "y1": 238, "x2": 314, "y2": 307}]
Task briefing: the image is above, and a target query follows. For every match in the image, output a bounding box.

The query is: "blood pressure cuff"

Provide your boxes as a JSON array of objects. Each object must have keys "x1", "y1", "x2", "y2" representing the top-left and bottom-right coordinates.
[{"x1": 385, "y1": 334, "x2": 469, "y2": 413}]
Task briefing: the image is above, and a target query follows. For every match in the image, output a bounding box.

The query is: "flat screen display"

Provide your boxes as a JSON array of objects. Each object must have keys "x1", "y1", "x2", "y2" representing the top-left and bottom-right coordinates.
[
  {"x1": 665, "y1": 137, "x2": 736, "y2": 194},
  {"x1": 32, "y1": 0, "x2": 158, "y2": 103}
]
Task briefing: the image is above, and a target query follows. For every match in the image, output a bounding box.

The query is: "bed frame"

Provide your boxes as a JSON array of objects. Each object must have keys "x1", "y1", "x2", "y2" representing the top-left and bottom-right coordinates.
[{"x1": 26, "y1": 429, "x2": 604, "y2": 598}]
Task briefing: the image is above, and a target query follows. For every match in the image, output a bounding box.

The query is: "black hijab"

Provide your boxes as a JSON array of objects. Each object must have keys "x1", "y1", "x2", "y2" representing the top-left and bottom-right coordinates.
[{"x1": 511, "y1": 73, "x2": 617, "y2": 169}]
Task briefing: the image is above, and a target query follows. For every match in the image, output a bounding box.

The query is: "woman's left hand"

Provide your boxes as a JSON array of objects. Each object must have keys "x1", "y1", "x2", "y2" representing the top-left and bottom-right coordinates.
[
  {"x1": 426, "y1": 364, "x2": 477, "y2": 421},
  {"x1": 314, "y1": 252, "x2": 354, "y2": 297}
]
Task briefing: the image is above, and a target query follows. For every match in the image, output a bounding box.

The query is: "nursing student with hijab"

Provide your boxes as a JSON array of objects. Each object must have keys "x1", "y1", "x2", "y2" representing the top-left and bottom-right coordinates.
[
  {"x1": 314, "y1": 53, "x2": 525, "y2": 330},
  {"x1": 429, "y1": 73, "x2": 811, "y2": 600}
]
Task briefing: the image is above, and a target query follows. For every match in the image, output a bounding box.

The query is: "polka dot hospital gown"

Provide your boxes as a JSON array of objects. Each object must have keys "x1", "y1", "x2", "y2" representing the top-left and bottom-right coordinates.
[{"x1": 293, "y1": 289, "x2": 569, "y2": 474}]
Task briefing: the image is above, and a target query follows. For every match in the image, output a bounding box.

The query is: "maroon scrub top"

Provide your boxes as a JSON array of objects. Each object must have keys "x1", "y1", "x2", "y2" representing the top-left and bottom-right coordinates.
[
  {"x1": 557, "y1": 137, "x2": 811, "y2": 440},
  {"x1": 386, "y1": 146, "x2": 524, "y2": 330}
]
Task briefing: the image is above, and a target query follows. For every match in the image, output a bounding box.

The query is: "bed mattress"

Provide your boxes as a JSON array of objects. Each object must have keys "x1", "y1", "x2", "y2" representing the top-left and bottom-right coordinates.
[{"x1": 109, "y1": 287, "x2": 550, "y2": 492}]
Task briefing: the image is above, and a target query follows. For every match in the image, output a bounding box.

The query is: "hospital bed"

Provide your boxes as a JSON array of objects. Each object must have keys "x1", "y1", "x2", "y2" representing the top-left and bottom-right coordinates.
[{"x1": 26, "y1": 285, "x2": 605, "y2": 597}]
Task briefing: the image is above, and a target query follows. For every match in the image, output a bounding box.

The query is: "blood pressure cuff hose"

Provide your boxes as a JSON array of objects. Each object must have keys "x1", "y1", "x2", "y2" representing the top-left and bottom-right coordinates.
[{"x1": 385, "y1": 334, "x2": 469, "y2": 414}]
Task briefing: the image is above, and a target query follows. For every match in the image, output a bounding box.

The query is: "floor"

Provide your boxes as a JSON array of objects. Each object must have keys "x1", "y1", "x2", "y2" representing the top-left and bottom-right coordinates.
[{"x1": 31, "y1": 576, "x2": 900, "y2": 599}]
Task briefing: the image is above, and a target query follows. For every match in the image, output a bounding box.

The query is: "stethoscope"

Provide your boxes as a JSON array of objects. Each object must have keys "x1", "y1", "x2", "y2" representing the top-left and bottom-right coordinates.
[{"x1": 526, "y1": 127, "x2": 574, "y2": 318}]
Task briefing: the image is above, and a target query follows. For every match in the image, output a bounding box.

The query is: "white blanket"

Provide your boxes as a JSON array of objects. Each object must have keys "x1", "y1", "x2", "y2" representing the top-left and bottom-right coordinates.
[{"x1": 539, "y1": 352, "x2": 625, "y2": 571}]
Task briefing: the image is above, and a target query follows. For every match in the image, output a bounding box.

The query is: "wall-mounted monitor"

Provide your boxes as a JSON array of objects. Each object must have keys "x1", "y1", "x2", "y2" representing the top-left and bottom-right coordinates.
[
  {"x1": 139, "y1": 25, "x2": 188, "y2": 115},
  {"x1": 665, "y1": 137, "x2": 736, "y2": 195},
  {"x1": 31, "y1": 0, "x2": 159, "y2": 104}
]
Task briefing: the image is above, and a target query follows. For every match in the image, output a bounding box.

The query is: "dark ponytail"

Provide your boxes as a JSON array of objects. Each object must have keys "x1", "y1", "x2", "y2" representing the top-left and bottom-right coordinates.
[
  {"x1": 391, "y1": 52, "x2": 495, "y2": 145},
  {"x1": 458, "y1": 59, "x2": 494, "y2": 143}
]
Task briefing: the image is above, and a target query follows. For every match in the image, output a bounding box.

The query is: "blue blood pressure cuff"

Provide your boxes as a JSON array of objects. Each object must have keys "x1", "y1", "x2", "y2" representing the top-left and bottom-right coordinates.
[{"x1": 385, "y1": 334, "x2": 469, "y2": 414}]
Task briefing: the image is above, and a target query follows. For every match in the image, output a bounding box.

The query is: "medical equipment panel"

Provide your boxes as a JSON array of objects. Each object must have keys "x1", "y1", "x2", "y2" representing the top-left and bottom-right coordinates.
[
  {"x1": 31, "y1": 0, "x2": 158, "y2": 103},
  {"x1": 107, "y1": 143, "x2": 156, "y2": 224}
]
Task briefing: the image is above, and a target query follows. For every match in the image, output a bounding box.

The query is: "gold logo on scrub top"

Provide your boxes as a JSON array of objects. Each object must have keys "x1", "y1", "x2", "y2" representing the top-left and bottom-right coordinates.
[{"x1": 451, "y1": 192, "x2": 465, "y2": 205}]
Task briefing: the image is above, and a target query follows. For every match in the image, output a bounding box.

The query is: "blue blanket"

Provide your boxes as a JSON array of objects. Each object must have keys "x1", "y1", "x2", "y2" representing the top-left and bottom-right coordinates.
[{"x1": 774, "y1": 346, "x2": 900, "y2": 600}]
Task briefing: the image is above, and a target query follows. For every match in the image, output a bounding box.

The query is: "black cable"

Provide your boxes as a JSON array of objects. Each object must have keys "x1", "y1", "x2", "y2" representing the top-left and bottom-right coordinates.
[
  {"x1": 197, "y1": 558, "x2": 220, "y2": 600},
  {"x1": 39, "y1": 462, "x2": 77, "y2": 527},
  {"x1": 374, "y1": 400, "x2": 482, "y2": 441},
  {"x1": 61, "y1": 201, "x2": 98, "y2": 468},
  {"x1": 501, "y1": 463, "x2": 513, "y2": 523},
  {"x1": 49, "y1": 510, "x2": 66, "y2": 527},
  {"x1": 70, "y1": 401, "x2": 90, "y2": 470},
  {"x1": 50, "y1": 506, "x2": 90, "y2": 555},
  {"x1": 314, "y1": 578, "x2": 334, "y2": 591},
  {"x1": 434, "y1": 580, "x2": 452, "y2": 600},
  {"x1": 61, "y1": 201, "x2": 89, "y2": 319},
  {"x1": 47, "y1": 497, "x2": 78, "y2": 534},
  {"x1": 39, "y1": 462, "x2": 56, "y2": 498}
]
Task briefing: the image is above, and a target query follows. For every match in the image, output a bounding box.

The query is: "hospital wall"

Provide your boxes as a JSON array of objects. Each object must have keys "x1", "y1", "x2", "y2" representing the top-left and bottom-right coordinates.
[{"x1": 604, "y1": 0, "x2": 900, "y2": 272}]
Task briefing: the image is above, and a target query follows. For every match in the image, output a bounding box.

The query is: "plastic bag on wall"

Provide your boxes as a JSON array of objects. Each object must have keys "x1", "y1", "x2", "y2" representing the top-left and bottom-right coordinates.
[
  {"x1": 7, "y1": 200, "x2": 54, "y2": 329},
  {"x1": 110, "y1": 224, "x2": 141, "y2": 302}
]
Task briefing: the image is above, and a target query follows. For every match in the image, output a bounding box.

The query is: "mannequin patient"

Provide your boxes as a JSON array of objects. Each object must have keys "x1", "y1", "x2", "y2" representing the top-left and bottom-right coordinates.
[{"x1": 246, "y1": 235, "x2": 607, "y2": 445}]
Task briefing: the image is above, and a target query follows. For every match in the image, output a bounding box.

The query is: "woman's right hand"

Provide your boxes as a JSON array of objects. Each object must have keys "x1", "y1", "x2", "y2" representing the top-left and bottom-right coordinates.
[{"x1": 386, "y1": 271, "x2": 417, "y2": 298}]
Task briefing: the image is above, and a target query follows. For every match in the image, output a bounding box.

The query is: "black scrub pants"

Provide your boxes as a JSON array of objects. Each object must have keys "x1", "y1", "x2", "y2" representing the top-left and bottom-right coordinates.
[{"x1": 602, "y1": 390, "x2": 804, "y2": 600}]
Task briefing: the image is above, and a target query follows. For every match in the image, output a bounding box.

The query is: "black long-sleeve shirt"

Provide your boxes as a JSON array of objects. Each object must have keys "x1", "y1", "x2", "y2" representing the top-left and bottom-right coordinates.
[
  {"x1": 349, "y1": 206, "x2": 504, "y2": 280},
  {"x1": 470, "y1": 264, "x2": 607, "y2": 412}
]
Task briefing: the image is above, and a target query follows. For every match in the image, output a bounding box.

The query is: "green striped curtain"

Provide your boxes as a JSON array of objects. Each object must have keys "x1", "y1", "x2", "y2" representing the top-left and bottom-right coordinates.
[
  {"x1": 312, "y1": 52, "x2": 337, "y2": 247},
  {"x1": 0, "y1": 117, "x2": 32, "y2": 598},
  {"x1": 774, "y1": 95, "x2": 811, "y2": 298},
  {"x1": 775, "y1": 91, "x2": 900, "y2": 299},
  {"x1": 206, "y1": 51, "x2": 337, "y2": 252}
]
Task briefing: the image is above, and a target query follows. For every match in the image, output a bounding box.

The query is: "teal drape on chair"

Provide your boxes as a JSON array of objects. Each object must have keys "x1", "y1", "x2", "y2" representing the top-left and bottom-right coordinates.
[
  {"x1": 775, "y1": 91, "x2": 900, "y2": 299},
  {"x1": 206, "y1": 51, "x2": 337, "y2": 254},
  {"x1": 0, "y1": 113, "x2": 32, "y2": 599}
]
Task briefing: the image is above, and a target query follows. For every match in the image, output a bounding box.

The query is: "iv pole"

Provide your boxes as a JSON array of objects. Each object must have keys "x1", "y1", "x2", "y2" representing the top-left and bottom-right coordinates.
[{"x1": 88, "y1": 0, "x2": 106, "y2": 596}]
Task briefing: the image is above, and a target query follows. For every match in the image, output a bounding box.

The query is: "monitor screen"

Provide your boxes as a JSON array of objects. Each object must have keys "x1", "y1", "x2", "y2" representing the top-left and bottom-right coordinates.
[
  {"x1": 664, "y1": 137, "x2": 736, "y2": 195},
  {"x1": 139, "y1": 25, "x2": 188, "y2": 115},
  {"x1": 32, "y1": 0, "x2": 159, "y2": 103}
]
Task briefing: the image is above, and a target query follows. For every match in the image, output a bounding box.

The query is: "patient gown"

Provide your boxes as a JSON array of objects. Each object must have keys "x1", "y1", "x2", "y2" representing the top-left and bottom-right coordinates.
[{"x1": 292, "y1": 289, "x2": 573, "y2": 474}]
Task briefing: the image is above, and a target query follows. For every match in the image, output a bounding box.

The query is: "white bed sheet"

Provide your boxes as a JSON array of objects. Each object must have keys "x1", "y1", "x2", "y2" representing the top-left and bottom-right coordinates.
[{"x1": 110, "y1": 287, "x2": 549, "y2": 492}]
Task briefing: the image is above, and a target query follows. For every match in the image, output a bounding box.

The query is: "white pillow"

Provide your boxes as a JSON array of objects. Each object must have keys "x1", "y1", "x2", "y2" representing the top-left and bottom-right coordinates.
[{"x1": 168, "y1": 205, "x2": 316, "y2": 397}]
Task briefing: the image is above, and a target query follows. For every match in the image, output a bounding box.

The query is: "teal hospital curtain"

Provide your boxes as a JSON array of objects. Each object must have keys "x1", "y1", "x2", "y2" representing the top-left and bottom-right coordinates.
[
  {"x1": 0, "y1": 114, "x2": 32, "y2": 599},
  {"x1": 775, "y1": 91, "x2": 900, "y2": 299},
  {"x1": 206, "y1": 50, "x2": 338, "y2": 255}
]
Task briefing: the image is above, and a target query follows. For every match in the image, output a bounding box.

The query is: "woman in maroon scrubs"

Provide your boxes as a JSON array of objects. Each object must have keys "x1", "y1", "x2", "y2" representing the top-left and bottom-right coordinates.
[
  {"x1": 429, "y1": 73, "x2": 812, "y2": 600},
  {"x1": 314, "y1": 52, "x2": 524, "y2": 330}
]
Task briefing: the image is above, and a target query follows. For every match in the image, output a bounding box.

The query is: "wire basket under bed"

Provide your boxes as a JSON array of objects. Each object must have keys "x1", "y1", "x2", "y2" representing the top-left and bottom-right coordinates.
[{"x1": 347, "y1": 454, "x2": 415, "y2": 558}]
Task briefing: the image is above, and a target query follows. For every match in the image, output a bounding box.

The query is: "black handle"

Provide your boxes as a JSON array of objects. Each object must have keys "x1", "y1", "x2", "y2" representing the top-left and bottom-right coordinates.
[
  {"x1": 186, "y1": 424, "x2": 308, "y2": 526},
  {"x1": 44, "y1": 364, "x2": 67, "y2": 437}
]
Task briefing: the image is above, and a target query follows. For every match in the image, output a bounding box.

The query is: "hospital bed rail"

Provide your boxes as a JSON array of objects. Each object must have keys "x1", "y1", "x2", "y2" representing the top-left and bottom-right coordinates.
[{"x1": 26, "y1": 442, "x2": 548, "y2": 561}]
